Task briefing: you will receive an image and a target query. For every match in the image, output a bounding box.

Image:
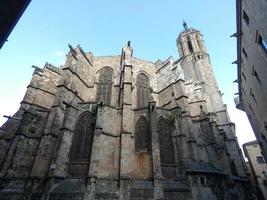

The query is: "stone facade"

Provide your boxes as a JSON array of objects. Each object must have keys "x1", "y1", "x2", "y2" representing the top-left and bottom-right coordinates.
[
  {"x1": 235, "y1": 0, "x2": 267, "y2": 161},
  {"x1": 0, "y1": 26, "x2": 254, "y2": 199},
  {"x1": 243, "y1": 141, "x2": 267, "y2": 199}
]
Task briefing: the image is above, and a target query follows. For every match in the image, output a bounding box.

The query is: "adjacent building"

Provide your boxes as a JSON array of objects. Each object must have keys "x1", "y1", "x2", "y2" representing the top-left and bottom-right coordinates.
[
  {"x1": 235, "y1": 0, "x2": 267, "y2": 161},
  {"x1": 243, "y1": 141, "x2": 267, "y2": 199},
  {"x1": 0, "y1": 25, "x2": 254, "y2": 199},
  {"x1": 0, "y1": 0, "x2": 31, "y2": 49}
]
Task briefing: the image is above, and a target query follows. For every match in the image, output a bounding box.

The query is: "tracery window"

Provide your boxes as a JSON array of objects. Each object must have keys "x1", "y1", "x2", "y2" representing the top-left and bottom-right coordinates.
[
  {"x1": 137, "y1": 73, "x2": 150, "y2": 108},
  {"x1": 158, "y1": 118, "x2": 175, "y2": 164},
  {"x1": 97, "y1": 69, "x2": 113, "y2": 105},
  {"x1": 68, "y1": 112, "x2": 95, "y2": 177},
  {"x1": 135, "y1": 117, "x2": 150, "y2": 152}
]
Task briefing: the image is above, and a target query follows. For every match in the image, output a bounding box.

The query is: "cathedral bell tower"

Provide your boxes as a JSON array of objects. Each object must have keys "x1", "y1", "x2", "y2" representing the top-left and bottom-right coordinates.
[
  {"x1": 176, "y1": 22, "x2": 225, "y2": 113},
  {"x1": 176, "y1": 22, "x2": 212, "y2": 84}
]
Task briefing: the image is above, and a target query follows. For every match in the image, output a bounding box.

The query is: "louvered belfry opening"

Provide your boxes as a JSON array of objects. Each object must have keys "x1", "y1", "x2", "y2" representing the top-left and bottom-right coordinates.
[
  {"x1": 137, "y1": 73, "x2": 150, "y2": 108},
  {"x1": 97, "y1": 69, "x2": 113, "y2": 105},
  {"x1": 68, "y1": 112, "x2": 95, "y2": 177},
  {"x1": 135, "y1": 117, "x2": 150, "y2": 152}
]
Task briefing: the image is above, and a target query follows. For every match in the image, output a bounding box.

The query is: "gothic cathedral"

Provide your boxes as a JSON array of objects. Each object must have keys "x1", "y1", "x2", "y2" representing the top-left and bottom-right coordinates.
[{"x1": 0, "y1": 25, "x2": 254, "y2": 199}]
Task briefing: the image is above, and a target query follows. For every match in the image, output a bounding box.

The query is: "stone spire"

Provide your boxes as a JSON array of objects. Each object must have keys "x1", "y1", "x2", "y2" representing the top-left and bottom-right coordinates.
[{"x1": 121, "y1": 40, "x2": 133, "y2": 66}]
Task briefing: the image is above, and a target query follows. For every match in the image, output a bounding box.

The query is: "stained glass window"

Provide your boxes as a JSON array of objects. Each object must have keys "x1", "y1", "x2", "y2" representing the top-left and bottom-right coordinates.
[
  {"x1": 69, "y1": 112, "x2": 94, "y2": 176},
  {"x1": 137, "y1": 73, "x2": 150, "y2": 108},
  {"x1": 158, "y1": 118, "x2": 175, "y2": 164},
  {"x1": 97, "y1": 69, "x2": 112, "y2": 105},
  {"x1": 135, "y1": 117, "x2": 150, "y2": 152}
]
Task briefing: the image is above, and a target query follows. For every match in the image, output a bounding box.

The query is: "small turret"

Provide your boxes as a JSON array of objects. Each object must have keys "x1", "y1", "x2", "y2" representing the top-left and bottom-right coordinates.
[{"x1": 121, "y1": 40, "x2": 133, "y2": 66}]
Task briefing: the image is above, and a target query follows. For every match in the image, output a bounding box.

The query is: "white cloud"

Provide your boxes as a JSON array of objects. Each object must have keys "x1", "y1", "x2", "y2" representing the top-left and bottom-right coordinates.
[
  {"x1": 31, "y1": 50, "x2": 66, "y2": 68},
  {"x1": 53, "y1": 50, "x2": 65, "y2": 57},
  {"x1": 51, "y1": 50, "x2": 66, "y2": 65}
]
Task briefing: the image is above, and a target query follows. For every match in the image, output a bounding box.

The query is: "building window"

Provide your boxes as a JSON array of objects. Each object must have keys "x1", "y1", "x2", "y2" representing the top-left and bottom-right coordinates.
[
  {"x1": 256, "y1": 31, "x2": 267, "y2": 53},
  {"x1": 97, "y1": 69, "x2": 113, "y2": 105},
  {"x1": 243, "y1": 10, "x2": 249, "y2": 25},
  {"x1": 242, "y1": 47, "x2": 248, "y2": 59},
  {"x1": 69, "y1": 112, "x2": 95, "y2": 177},
  {"x1": 199, "y1": 177, "x2": 206, "y2": 186},
  {"x1": 137, "y1": 73, "x2": 150, "y2": 108},
  {"x1": 135, "y1": 117, "x2": 150, "y2": 152},
  {"x1": 158, "y1": 118, "x2": 175, "y2": 165},
  {"x1": 241, "y1": 87, "x2": 246, "y2": 95},
  {"x1": 250, "y1": 88, "x2": 257, "y2": 104},
  {"x1": 256, "y1": 156, "x2": 265, "y2": 164},
  {"x1": 252, "y1": 66, "x2": 262, "y2": 85},
  {"x1": 242, "y1": 72, "x2": 246, "y2": 81}
]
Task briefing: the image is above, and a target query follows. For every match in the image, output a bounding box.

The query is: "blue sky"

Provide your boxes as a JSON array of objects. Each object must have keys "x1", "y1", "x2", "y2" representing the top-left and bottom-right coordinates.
[{"x1": 0, "y1": 0, "x2": 255, "y2": 147}]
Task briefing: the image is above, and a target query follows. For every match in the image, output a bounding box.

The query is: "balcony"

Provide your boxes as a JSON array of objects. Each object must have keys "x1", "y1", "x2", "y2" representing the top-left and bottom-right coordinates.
[{"x1": 234, "y1": 96, "x2": 244, "y2": 111}]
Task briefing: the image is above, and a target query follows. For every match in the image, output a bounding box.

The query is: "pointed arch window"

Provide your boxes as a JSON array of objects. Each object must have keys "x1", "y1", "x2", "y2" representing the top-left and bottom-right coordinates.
[
  {"x1": 158, "y1": 118, "x2": 175, "y2": 164},
  {"x1": 135, "y1": 117, "x2": 150, "y2": 152},
  {"x1": 187, "y1": 36, "x2": 194, "y2": 53},
  {"x1": 68, "y1": 112, "x2": 95, "y2": 177},
  {"x1": 97, "y1": 69, "x2": 113, "y2": 105},
  {"x1": 137, "y1": 73, "x2": 150, "y2": 108}
]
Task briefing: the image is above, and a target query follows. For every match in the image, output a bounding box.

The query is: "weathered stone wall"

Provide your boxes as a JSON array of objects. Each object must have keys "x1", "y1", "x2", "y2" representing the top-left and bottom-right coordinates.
[
  {"x1": 0, "y1": 27, "x2": 255, "y2": 200},
  {"x1": 23, "y1": 64, "x2": 62, "y2": 109}
]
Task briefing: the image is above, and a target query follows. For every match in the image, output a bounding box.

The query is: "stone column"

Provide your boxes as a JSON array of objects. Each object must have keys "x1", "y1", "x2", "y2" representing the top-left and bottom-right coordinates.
[
  {"x1": 149, "y1": 102, "x2": 164, "y2": 200},
  {"x1": 172, "y1": 108, "x2": 186, "y2": 176},
  {"x1": 119, "y1": 63, "x2": 133, "y2": 200},
  {"x1": 50, "y1": 104, "x2": 78, "y2": 177},
  {"x1": 180, "y1": 111, "x2": 198, "y2": 163},
  {"x1": 86, "y1": 111, "x2": 104, "y2": 200},
  {"x1": 30, "y1": 102, "x2": 65, "y2": 178}
]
